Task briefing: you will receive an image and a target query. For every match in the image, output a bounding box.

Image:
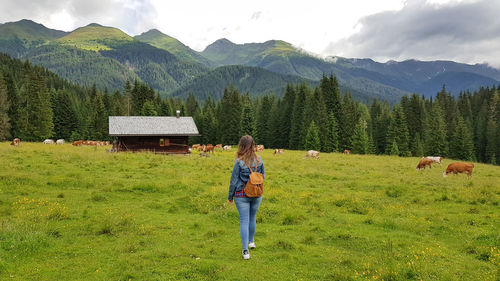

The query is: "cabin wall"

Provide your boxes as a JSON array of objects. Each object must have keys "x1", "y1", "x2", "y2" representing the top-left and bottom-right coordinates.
[{"x1": 117, "y1": 136, "x2": 189, "y2": 154}]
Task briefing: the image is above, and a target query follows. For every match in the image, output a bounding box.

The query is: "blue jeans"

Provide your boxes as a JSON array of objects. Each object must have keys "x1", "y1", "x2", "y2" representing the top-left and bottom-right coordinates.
[{"x1": 234, "y1": 196, "x2": 262, "y2": 251}]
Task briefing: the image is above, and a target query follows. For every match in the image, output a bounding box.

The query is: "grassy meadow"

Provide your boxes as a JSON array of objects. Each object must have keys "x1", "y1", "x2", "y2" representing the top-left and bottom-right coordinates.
[{"x1": 0, "y1": 143, "x2": 499, "y2": 280}]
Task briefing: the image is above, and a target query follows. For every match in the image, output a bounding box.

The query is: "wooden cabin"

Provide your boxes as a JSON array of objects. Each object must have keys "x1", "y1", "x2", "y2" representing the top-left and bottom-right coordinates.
[{"x1": 108, "y1": 115, "x2": 199, "y2": 154}]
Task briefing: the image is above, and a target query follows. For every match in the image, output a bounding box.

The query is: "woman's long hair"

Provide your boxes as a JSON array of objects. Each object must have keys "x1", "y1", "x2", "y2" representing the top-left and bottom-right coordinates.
[{"x1": 236, "y1": 135, "x2": 259, "y2": 167}]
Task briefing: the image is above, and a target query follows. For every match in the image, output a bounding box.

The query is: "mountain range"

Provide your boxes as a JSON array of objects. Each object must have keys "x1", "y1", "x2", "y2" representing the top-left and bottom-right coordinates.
[{"x1": 1, "y1": 19, "x2": 499, "y2": 103}]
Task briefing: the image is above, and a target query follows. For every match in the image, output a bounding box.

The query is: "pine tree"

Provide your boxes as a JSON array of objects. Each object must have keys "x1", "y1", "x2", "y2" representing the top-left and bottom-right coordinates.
[
  {"x1": 289, "y1": 84, "x2": 307, "y2": 149},
  {"x1": 219, "y1": 86, "x2": 242, "y2": 145},
  {"x1": 389, "y1": 140, "x2": 400, "y2": 156},
  {"x1": 304, "y1": 121, "x2": 321, "y2": 151},
  {"x1": 0, "y1": 74, "x2": 11, "y2": 140},
  {"x1": 425, "y1": 102, "x2": 448, "y2": 156},
  {"x1": 89, "y1": 90, "x2": 108, "y2": 140},
  {"x1": 159, "y1": 99, "x2": 172, "y2": 116},
  {"x1": 240, "y1": 101, "x2": 255, "y2": 137},
  {"x1": 255, "y1": 95, "x2": 274, "y2": 147},
  {"x1": 451, "y1": 116, "x2": 474, "y2": 161},
  {"x1": 185, "y1": 93, "x2": 200, "y2": 116},
  {"x1": 387, "y1": 105, "x2": 410, "y2": 156},
  {"x1": 351, "y1": 119, "x2": 369, "y2": 154},
  {"x1": 267, "y1": 100, "x2": 283, "y2": 148},
  {"x1": 3, "y1": 73, "x2": 19, "y2": 138},
  {"x1": 410, "y1": 133, "x2": 424, "y2": 157},
  {"x1": 53, "y1": 91, "x2": 78, "y2": 140},
  {"x1": 201, "y1": 101, "x2": 217, "y2": 144},
  {"x1": 141, "y1": 100, "x2": 158, "y2": 116},
  {"x1": 320, "y1": 74, "x2": 342, "y2": 123},
  {"x1": 18, "y1": 70, "x2": 54, "y2": 141},
  {"x1": 279, "y1": 85, "x2": 296, "y2": 149},
  {"x1": 484, "y1": 92, "x2": 499, "y2": 164},
  {"x1": 323, "y1": 113, "x2": 339, "y2": 152},
  {"x1": 339, "y1": 92, "x2": 358, "y2": 151},
  {"x1": 124, "y1": 80, "x2": 132, "y2": 116}
]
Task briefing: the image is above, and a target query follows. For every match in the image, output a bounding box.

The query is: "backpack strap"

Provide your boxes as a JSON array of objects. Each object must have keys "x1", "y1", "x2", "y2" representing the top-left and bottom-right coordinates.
[{"x1": 247, "y1": 165, "x2": 255, "y2": 173}]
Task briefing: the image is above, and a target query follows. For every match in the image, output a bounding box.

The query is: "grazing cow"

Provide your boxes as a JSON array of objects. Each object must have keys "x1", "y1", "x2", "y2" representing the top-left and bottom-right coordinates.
[
  {"x1": 56, "y1": 139, "x2": 65, "y2": 145},
  {"x1": 223, "y1": 145, "x2": 232, "y2": 151},
  {"x1": 424, "y1": 156, "x2": 443, "y2": 165},
  {"x1": 343, "y1": 150, "x2": 351, "y2": 155},
  {"x1": 274, "y1": 149, "x2": 284, "y2": 156},
  {"x1": 305, "y1": 150, "x2": 320, "y2": 159},
  {"x1": 10, "y1": 138, "x2": 20, "y2": 146},
  {"x1": 255, "y1": 145, "x2": 264, "y2": 152},
  {"x1": 416, "y1": 157, "x2": 434, "y2": 170},
  {"x1": 192, "y1": 144, "x2": 200, "y2": 149},
  {"x1": 198, "y1": 145, "x2": 205, "y2": 152},
  {"x1": 443, "y1": 162, "x2": 474, "y2": 177},
  {"x1": 72, "y1": 140, "x2": 83, "y2": 146},
  {"x1": 215, "y1": 144, "x2": 223, "y2": 151},
  {"x1": 204, "y1": 144, "x2": 215, "y2": 153},
  {"x1": 43, "y1": 139, "x2": 55, "y2": 144}
]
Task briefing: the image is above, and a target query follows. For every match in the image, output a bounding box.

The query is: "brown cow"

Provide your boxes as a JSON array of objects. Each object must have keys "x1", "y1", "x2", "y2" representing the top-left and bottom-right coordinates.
[
  {"x1": 416, "y1": 157, "x2": 434, "y2": 170},
  {"x1": 443, "y1": 162, "x2": 474, "y2": 177},
  {"x1": 72, "y1": 140, "x2": 83, "y2": 146},
  {"x1": 10, "y1": 138, "x2": 20, "y2": 146},
  {"x1": 215, "y1": 144, "x2": 222, "y2": 151},
  {"x1": 273, "y1": 149, "x2": 284, "y2": 156},
  {"x1": 198, "y1": 145, "x2": 205, "y2": 152},
  {"x1": 343, "y1": 150, "x2": 351, "y2": 155},
  {"x1": 204, "y1": 144, "x2": 215, "y2": 153},
  {"x1": 192, "y1": 144, "x2": 200, "y2": 149}
]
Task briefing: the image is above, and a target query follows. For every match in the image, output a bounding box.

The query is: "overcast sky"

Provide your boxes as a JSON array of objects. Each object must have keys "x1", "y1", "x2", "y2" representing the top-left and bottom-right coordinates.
[{"x1": 2, "y1": 0, "x2": 499, "y2": 67}]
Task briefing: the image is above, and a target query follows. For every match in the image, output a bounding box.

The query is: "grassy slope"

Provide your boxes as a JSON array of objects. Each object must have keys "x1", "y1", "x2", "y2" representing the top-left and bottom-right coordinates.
[
  {"x1": 0, "y1": 143, "x2": 498, "y2": 280},
  {"x1": 56, "y1": 24, "x2": 133, "y2": 51}
]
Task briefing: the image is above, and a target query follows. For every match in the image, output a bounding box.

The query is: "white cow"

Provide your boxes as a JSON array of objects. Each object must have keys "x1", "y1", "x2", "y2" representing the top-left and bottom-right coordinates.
[
  {"x1": 56, "y1": 139, "x2": 65, "y2": 145},
  {"x1": 423, "y1": 156, "x2": 442, "y2": 165},
  {"x1": 305, "y1": 150, "x2": 320, "y2": 159},
  {"x1": 43, "y1": 139, "x2": 55, "y2": 144},
  {"x1": 223, "y1": 145, "x2": 232, "y2": 151}
]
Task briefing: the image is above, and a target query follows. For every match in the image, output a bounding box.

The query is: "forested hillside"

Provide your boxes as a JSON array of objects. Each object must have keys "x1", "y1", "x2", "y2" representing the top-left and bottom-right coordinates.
[
  {"x1": 1, "y1": 53, "x2": 498, "y2": 165},
  {"x1": 170, "y1": 65, "x2": 318, "y2": 100}
]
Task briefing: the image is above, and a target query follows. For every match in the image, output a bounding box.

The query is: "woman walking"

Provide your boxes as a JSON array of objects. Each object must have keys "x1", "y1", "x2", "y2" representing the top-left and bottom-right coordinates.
[{"x1": 228, "y1": 135, "x2": 265, "y2": 260}]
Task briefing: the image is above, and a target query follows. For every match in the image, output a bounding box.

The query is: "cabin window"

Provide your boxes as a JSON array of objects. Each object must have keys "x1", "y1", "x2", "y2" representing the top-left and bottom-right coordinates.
[{"x1": 160, "y1": 138, "x2": 170, "y2": 147}]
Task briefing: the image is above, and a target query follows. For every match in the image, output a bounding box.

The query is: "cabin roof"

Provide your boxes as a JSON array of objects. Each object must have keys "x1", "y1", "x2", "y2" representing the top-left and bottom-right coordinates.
[{"x1": 109, "y1": 116, "x2": 200, "y2": 136}]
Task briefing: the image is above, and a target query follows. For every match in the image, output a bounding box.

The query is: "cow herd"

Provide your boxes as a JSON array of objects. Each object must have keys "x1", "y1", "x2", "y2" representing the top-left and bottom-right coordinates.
[
  {"x1": 71, "y1": 140, "x2": 110, "y2": 146},
  {"x1": 7, "y1": 138, "x2": 477, "y2": 178},
  {"x1": 417, "y1": 156, "x2": 474, "y2": 177}
]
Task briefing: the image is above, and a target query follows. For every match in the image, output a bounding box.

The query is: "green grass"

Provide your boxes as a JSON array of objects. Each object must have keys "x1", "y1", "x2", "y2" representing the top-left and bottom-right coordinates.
[
  {"x1": 57, "y1": 25, "x2": 133, "y2": 51},
  {"x1": 0, "y1": 143, "x2": 499, "y2": 280}
]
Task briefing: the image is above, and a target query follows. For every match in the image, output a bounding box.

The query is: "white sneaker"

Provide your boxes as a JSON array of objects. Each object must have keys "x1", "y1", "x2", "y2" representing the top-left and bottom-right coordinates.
[
  {"x1": 242, "y1": 249, "x2": 250, "y2": 260},
  {"x1": 248, "y1": 242, "x2": 256, "y2": 249}
]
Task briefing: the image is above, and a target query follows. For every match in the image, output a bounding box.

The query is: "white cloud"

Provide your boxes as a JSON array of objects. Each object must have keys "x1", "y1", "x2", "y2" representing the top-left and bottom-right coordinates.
[
  {"x1": 324, "y1": 0, "x2": 500, "y2": 67},
  {"x1": 1, "y1": 0, "x2": 497, "y2": 67}
]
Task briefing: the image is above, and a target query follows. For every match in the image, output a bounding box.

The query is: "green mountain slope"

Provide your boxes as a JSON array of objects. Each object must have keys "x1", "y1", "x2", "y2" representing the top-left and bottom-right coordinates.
[
  {"x1": 26, "y1": 44, "x2": 139, "y2": 91},
  {"x1": 170, "y1": 65, "x2": 318, "y2": 100},
  {"x1": 0, "y1": 19, "x2": 68, "y2": 57},
  {"x1": 201, "y1": 39, "x2": 409, "y2": 101},
  {"x1": 56, "y1": 23, "x2": 133, "y2": 51},
  {"x1": 134, "y1": 29, "x2": 213, "y2": 67},
  {"x1": 100, "y1": 41, "x2": 208, "y2": 94}
]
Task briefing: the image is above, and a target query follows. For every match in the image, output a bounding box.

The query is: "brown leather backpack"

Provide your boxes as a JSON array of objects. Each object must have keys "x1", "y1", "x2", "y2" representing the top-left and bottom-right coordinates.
[{"x1": 244, "y1": 164, "x2": 264, "y2": 197}]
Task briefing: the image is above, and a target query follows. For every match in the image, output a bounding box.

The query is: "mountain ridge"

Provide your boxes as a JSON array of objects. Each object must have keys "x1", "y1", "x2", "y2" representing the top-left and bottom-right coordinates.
[{"x1": 1, "y1": 19, "x2": 498, "y2": 101}]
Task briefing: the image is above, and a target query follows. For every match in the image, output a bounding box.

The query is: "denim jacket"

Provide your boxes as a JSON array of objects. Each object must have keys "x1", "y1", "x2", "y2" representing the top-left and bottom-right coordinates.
[{"x1": 228, "y1": 156, "x2": 265, "y2": 200}]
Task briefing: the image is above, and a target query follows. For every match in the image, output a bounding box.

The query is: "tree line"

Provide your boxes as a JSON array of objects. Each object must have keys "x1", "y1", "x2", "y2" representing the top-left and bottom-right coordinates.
[{"x1": 1, "y1": 54, "x2": 499, "y2": 165}]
